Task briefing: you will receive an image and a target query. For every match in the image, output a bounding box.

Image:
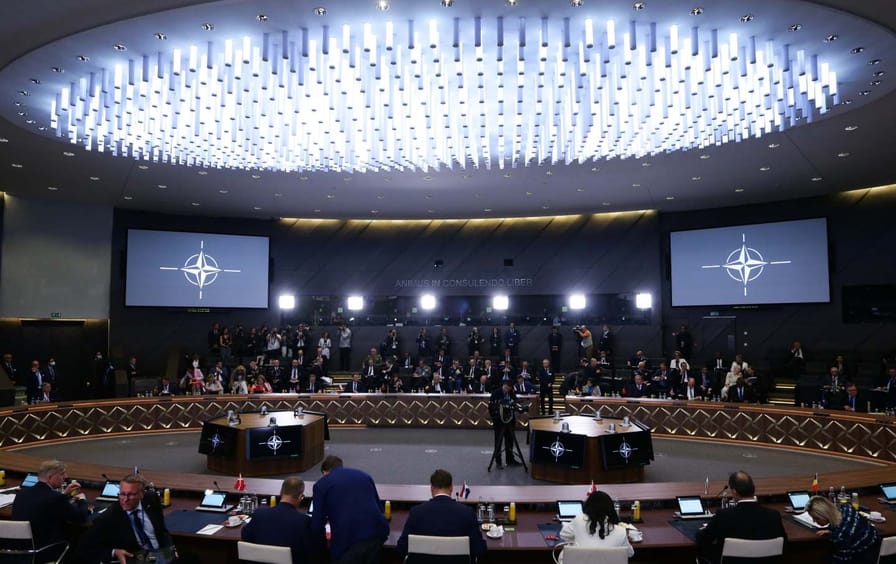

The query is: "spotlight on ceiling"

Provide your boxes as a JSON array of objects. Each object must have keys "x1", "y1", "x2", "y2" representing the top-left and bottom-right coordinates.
[
  {"x1": 420, "y1": 294, "x2": 437, "y2": 311},
  {"x1": 570, "y1": 0, "x2": 584, "y2": 6},
  {"x1": 347, "y1": 296, "x2": 365, "y2": 311},
  {"x1": 376, "y1": 0, "x2": 390, "y2": 11},
  {"x1": 569, "y1": 294, "x2": 587, "y2": 311},
  {"x1": 635, "y1": 293, "x2": 653, "y2": 310},
  {"x1": 441, "y1": 0, "x2": 454, "y2": 6},
  {"x1": 492, "y1": 295, "x2": 509, "y2": 311},
  {"x1": 278, "y1": 294, "x2": 296, "y2": 310}
]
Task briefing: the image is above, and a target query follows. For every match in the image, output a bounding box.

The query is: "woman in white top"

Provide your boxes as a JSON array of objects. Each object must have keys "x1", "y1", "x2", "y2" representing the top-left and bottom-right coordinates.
[
  {"x1": 559, "y1": 491, "x2": 634, "y2": 561},
  {"x1": 721, "y1": 364, "x2": 743, "y2": 400}
]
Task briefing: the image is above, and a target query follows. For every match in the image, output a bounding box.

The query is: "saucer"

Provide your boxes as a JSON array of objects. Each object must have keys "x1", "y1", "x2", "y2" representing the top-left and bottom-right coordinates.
[{"x1": 486, "y1": 530, "x2": 504, "y2": 539}]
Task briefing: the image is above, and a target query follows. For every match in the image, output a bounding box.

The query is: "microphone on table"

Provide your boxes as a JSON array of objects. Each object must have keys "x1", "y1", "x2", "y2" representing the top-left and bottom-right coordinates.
[
  {"x1": 213, "y1": 481, "x2": 221, "y2": 492},
  {"x1": 717, "y1": 484, "x2": 729, "y2": 497}
]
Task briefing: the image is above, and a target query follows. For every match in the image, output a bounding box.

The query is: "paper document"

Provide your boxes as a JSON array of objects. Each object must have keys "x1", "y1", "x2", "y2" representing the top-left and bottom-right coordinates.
[{"x1": 196, "y1": 524, "x2": 224, "y2": 535}]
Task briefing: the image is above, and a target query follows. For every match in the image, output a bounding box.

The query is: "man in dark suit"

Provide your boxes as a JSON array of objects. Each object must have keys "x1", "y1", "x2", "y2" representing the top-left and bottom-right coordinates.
[
  {"x1": 726, "y1": 378, "x2": 755, "y2": 403},
  {"x1": 158, "y1": 376, "x2": 178, "y2": 396},
  {"x1": 311, "y1": 456, "x2": 389, "y2": 564},
  {"x1": 79, "y1": 473, "x2": 175, "y2": 564},
  {"x1": 396, "y1": 469, "x2": 487, "y2": 561},
  {"x1": 26, "y1": 360, "x2": 45, "y2": 404},
  {"x1": 1, "y1": 353, "x2": 17, "y2": 385},
  {"x1": 12, "y1": 459, "x2": 90, "y2": 550},
  {"x1": 840, "y1": 383, "x2": 867, "y2": 412},
  {"x1": 537, "y1": 358, "x2": 555, "y2": 415},
  {"x1": 696, "y1": 471, "x2": 786, "y2": 564},
  {"x1": 488, "y1": 382, "x2": 521, "y2": 468},
  {"x1": 625, "y1": 374, "x2": 650, "y2": 398},
  {"x1": 242, "y1": 477, "x2": 316, "y2": 564},
  {"x1": 344, "y1": 373, "x2": 367, "y2": 394}
]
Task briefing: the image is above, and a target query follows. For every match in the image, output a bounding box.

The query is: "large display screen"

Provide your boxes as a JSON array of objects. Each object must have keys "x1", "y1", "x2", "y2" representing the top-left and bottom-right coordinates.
[
  {"x1": 126, "y1": 229, "x2": 269, "y2": 308},
  {"x1": 246, "y1": 426, "x2": 304, "y2": 460},
  {"x1": 197, "y1": 422, "x2": 238, "y2": 457},
  {"x1": 598, "y1": 429, "x2": 654, "y2": 470},
  {"x1": 530, "y1": 431, "x2": 585, "y2": 468},
  {"x1": 670, "y1": 218, "x2": 830, "y2": 306}
]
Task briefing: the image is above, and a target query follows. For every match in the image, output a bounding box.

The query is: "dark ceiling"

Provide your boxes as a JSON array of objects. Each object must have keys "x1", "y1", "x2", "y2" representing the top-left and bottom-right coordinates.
[{"x1": 1, "y1": 0, "x2": 895, "y2": 220}]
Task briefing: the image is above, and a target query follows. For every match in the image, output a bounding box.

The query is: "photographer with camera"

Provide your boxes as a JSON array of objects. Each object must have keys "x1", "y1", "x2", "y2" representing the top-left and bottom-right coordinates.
[
  {"x1": 573, "y1": 325, "x2": 594, "y2": 364},
  {"x1": 488, "y1": 382, "x2": 524, "y2": 469}
]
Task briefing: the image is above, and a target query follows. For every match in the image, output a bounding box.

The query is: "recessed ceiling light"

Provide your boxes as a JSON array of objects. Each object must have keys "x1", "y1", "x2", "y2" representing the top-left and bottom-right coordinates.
[
  {"x1": 274, "y1": 193, "x2": 282, "y2": 197},
  {"x1": 666, "y1": 195, "x2": 675, "y2": 200},
  {"x1": 824, "y1": 34, "x2": 839, "y2": 43},
  {"x1": 699, "y1": 154, "x2": 711, "y2": 159},
  {"x1": 0, "y1": 138, "x2": 8, "y2": 143},
  {"x1": 154, "y1": 33, "x2": 167, "y2": 40},
  {"x1": 327, "y1": 194, "x2": 335, "y2": 199},
  {"x1": 191, "y1": 202, "x2": 201, "y2": 206},
  {"x1": 63, "y1": 151, "x2": 75, "y2": 157},
  {"x1": 691, "y1": 176, "x2": 701, "y2": 181},
  {"x1": 602, "y1": 202, "x2": 611, "y2": 206},
  {"x1": 859, "y1": 90, "x2": 872, "y2": 96},
  {"x1": 483, "y1": 208, "x2": 493, "y2": 212},
  {"x1": 843, "y1": 99, "x2": 854, "y2": 105},
  {"x1": 570, "y1": 0, "x2": 584, "y2": 6},
  {"x1": 505, "y1": 0, "x2": 519, "y2": 6},
  {"x1": 837, "y1": 152, "x2": 850, "y2": 158},
  {"x1": 370, "y1": 209, "x2": 380, "y2": 214},
  {"x1": 735, "y1": 188, "x2": 745, "y2": 192},
  {"x1": 844, "y1": 125, "x2": 859, "y2": 132},
  {"x1": 251, "y1": 174, "x2": 261, "y2": 179},
  {"x1": 851, "y1": 47, "x2": 865, "y2": 54},
  {"x1": 90, "y1": 176, "x2": 100, "y2": 181},
  {"x1": 423, "y1": 175, "x2": 433, "y2": 181},
  {"x1": 376, "y1": 194, "x2": 385, "y2": 199},
  {"x1": 633, "y1": 2, "x2": 646, "y2": 11},
  {"x1": 873, "y1": 71, "x2": 886, "y2": 78},
  {"x1": 591, "y1": 167, "x2": 599, "y2": 172},
  {"x1": 157, "y1": 184, "x2": 167, "y2": 188},
  {"x1": 343, "y1": 177, "x2": 352, "y2": 182},
  {"x1": 740, "y1": 14, "x2": 754, "y2": 23},
  {"x1": 641, "y1": 162, "x2": 651, "y2": 167},
  {"x1": 123, "y1": 195, "x2": 133, "y2": 200},
  {"x1": 375, "y1": 0, "x2": 389, "y2": 11},
  {"x1": 869, "y1": 59, "x2": 882, "y2": 65},
  {"x1": 299, "y1": 176, "x2": 309, "y2": 181},
  {"x1": 47, "y1": 186, "x2": 58, "y2": 191},
  {"x1": 137, "y1": 164, "x2": 148, "y2": 170},
  {"x1": 767, "y1": 143, "x2": 780, "y2": 148},
  {"x1": 77, "y1": 55, "x2": 89, "y2": 62},
  {"x1": 24, "y1": 119, "x2": 35, "y2": 124},
  {"x1": 218, "y1": 189, "x2": 229, "y2": 194},
  {"x1": 789, "y1": 24, "x2": 802, "y2": 32},
  {"x1": 525, "y1": 191, "x2": 534, "y2": 196},
  {"x1": 30, "y1": 78, "x2": 41, "y2": 84},
  {"x1": 256, "y1": 14, "x2": 269, "y2": 22},
  {"x1": 253, "y1": 206, "x2": 262, "y2": 210},
  {"x1": 198, "y1": 170, "x2": 208, "y2": 175},
  {"x1": 17, "y1": 90, "x2": 29, "y2": 96},
  {"x1": 576, "y1": 188, "x2": 585, "y2": 192},
  {"x1": 11, "y1": 163, "x2": 23, "y2": 168},
  {"x1": 870, "y1": 80, "x2": 882, "y2": 86},
  {"x1": 542, "y1": 204, "x2": 550, "y2": 209},
  {"x1": 632, "y1": 183, "x2": 641, "y2": 187},
  {"x1": 313, "y1": 7, "x2": 327, "y2": 16},
  {"x1": 113, "y1": 44, "x2": 127, "y2": 52},
  {"x1": 51, "y1": 66, "x2": 63, "y2": 73},
  {"x1": 690, "y1": 7, "x2": 704, "y2": 16},
  {"x1": 503, "y1": 173, "x2": 512, "y2": 178},
  {"x1": 201, "y1": 23, "x2": 215, "y2": 31},
  {"x1": 759, "y1": 166, "x2": 771, "y2": 171},
  {"x1": 313, "y1": 209, "x2": 322, "y2": 213},
  {"x1": 811, "y1": 176, "x2": 823, "y2": 182},
  {"x1": 545, "y1": 170, "x2": 553, "y2": 176},
  {"x1": 425, "y1": 194, "x2": 433, "y2": 199},
  {"x1": 441, "y1": 0, "x2": 454, "y2": 6}
]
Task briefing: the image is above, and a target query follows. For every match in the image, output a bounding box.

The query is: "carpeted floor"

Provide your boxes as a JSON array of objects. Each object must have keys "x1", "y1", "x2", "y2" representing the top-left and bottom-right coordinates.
[{"x1": 13, "y1": 427, "x2": 877, "y2": 486}]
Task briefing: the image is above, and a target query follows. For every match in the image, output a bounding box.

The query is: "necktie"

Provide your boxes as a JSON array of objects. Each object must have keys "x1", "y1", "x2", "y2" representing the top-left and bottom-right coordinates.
[
  {"x1": 739, "y1": 387, "x2": 744, "y2": 401},
  {"x1": 131, "y1": 510, "x2": 152, "y2": 549}
]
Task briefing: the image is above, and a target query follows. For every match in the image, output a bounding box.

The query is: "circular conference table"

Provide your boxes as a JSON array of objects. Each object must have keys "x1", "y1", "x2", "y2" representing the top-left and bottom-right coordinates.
[{"x1": 1, "y1": 393, "x2": 894, "y2": 563}]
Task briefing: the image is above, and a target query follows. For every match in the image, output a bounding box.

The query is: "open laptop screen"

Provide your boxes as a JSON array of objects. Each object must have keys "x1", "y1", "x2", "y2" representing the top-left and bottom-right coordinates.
[
  {"x1": 199, "y1": 491, "x2": 227, "y2": 508},
  {"x1": 881, "y1": 483, "x2": 896, "y2": 501},
  {"x1": 100, "y1": 481, "x2": 120, "y2": 498},
  {"x1": 557, "y1": 500, "x2": 583, "y2": 520},
  {"x1": 20, "y1": 473, "x2": 38, "y2": 488},
  {"x1": 676, "y1": 496, "x2": 706, "y2": 516},
  {"x1": 787, "y1": 491, "x2": 810, "y2": 511}
]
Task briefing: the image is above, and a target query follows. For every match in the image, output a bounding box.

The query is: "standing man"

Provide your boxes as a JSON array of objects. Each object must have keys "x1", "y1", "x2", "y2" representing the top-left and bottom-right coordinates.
[
  {"x1": 504, "y1": 323, "x2": 521, "y2": 357},
  {"x1": 537, "y1": 358, "x2": 555, "y2": 415},
  {"x1": 548, "y1": 326, "x2": 563, "y2": 371},
  {"x1": 311, "y1": 455, "x2": 389, "y2": 564},
  {"x1": 126, "y1": 356, "x2": 138, "y2": 397},
  {"x1": 488, "y1": 382, "x2": 521, "y2": 468},
  {"x1": 338, "y1": 324, "x2": 353, "y2": 371},
  {"x1": 695, "y1": 471, "x2": 786, "y2": 564},
  {"x1": 79, "y1": 473, "x2": 176, "y2": 564},
  {"x1": 45, "y1": 357, "x2": 59, "y2": 388},
  {"x1": 396, "y1": 469, "x2": 487, "y2": 561},
  {"x1": 242, "y1": 478, "x2": 316, "y2": 564},
  {"x1": 598, "y1": 324, "x2": 614, "y2": 362},
  {"x1": 26, "y1": 360, "x2": 44, "y2": 404},
  {"x1": 12, "y1": 459, "x2": 90, "y2": 552}
]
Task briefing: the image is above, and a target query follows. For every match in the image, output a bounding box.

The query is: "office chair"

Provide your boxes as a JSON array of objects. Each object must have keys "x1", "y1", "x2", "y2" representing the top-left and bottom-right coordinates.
[
  {"x1": 405, "y1": 534, "x2": 471, "y2": 564},
  {"x1": 720, "y1": 537, "x2": 784, "y2": 562},
  {"x1": 236, "y1": 540, "x2": 292, "y2": 564},
  {"x1": 557, "y1": 545, "x2": 629, "y2": 564},
  {"x1": 878, "y1": 536, "x2": 896, "y2": 564},
  {"x1": 0, "y1": 520, "x2": 69, "y2": 564}
]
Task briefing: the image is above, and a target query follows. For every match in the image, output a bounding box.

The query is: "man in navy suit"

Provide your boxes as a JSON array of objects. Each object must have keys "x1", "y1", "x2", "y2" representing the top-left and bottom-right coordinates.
[
  {"x1": 242, "y1": 477, "x2": 317, "y2": 564},
  {"x1": 311, "y1": 455, "x2": 389, "y2": 564},
  {"x1": 696, "y1": 471, "x2": 786, "y2": 564},
  {"x1": 396, "y1": 469, "x2": 486, "y2": 562},
  {"x1": 12, "y1": 459, "x2": 90, "y2": 550},
  {"x1": 79, "y1": 473, "x2": 175, "y2": 564}
]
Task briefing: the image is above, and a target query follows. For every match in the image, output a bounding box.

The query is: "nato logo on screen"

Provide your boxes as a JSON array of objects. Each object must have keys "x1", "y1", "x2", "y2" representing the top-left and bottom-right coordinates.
[
  {"x1": 126, "y1": 229, "x2": 270, "y2": 308},
  {"x1": 670, "y1": 218, "x2": 830, "y2": 307}
]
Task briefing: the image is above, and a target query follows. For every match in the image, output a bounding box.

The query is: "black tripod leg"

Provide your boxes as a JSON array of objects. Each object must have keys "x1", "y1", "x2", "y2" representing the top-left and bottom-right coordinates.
[
  {"x1": 509, "y1": 428, "x2": 528, "y2": 471},
  {"x1": 488, "y1": 422, "x2": 505, "y2": 472}
]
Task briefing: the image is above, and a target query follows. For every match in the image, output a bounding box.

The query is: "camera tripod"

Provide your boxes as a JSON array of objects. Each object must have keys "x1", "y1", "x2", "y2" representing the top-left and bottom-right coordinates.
[{"x1": 487, "y1": 405, "x2": 529, "y2": 472}]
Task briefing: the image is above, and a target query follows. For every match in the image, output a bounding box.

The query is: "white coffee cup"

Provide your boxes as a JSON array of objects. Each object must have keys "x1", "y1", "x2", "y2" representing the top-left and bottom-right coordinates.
[
  {"x1": 227, "y1": 515, "x2": 242, "y2": 527},
  {"x1": 869, "y1": 511, "x2": 882, "y2": 521}
]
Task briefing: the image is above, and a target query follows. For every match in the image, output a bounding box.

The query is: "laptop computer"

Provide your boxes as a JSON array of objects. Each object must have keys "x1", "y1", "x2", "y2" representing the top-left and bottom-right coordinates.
[
  {"x1": 786, "y1": 490, "x2": 811, "y2": 512},
  {"x1": 674, "y1": 496, "x2": 712, "y2": 520},
  {"x1": 556, "y1": 500, "x2": 583, "y2": 523},
  {"x1": 95, "y1": 480, "x2": 120, "y2": 502},
  {"x1": 20, "y1": 473, "x2": 39, "y2": 488},
  {"x1": 879, "y1": 482, "x2": 896, "y2": 505},
  {"x1": 195, "y1": 490, "x2": 234, "y2": 513}
]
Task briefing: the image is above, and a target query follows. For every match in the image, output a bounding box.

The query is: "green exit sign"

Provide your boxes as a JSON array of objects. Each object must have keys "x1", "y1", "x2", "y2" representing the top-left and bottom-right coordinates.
[{"x1": 50, "y1": 312, "x2": 62, "y2": 318}]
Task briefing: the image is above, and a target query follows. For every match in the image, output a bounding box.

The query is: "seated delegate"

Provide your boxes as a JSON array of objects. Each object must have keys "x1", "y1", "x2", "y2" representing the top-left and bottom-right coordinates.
[{"x1": 558, "y1": 491, "x2": 634, "y2": 561}]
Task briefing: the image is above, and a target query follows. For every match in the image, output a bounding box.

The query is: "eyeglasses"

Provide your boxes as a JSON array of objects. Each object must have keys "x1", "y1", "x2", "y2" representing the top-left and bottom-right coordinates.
[{"x1": 118, "y1": 492, "x2": 142, "y2": 498}]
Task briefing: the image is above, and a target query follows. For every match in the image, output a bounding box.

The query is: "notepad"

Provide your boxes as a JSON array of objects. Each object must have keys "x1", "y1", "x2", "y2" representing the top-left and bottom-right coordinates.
[{"x1": 196, "y1": 524, "x2": 224, "y2": 535}]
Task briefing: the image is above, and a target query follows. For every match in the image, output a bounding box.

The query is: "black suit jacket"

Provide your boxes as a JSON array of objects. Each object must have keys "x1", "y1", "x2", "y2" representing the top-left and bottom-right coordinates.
[
  {"x1": 241, "y1": 502, "x2": 317, "y2": 564},
  {"x1": 396, "y1": 495, "x2": 487, "y2": 559},
  {"x1": 695, "y1": 501, "x2": 786, "y2": 564},
  {"x1": 11, "y1": 481, "x2": 90, "y2": 547},
  {"x1": 79, "y1": 495, "x2": 172, "y2": 563}
]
